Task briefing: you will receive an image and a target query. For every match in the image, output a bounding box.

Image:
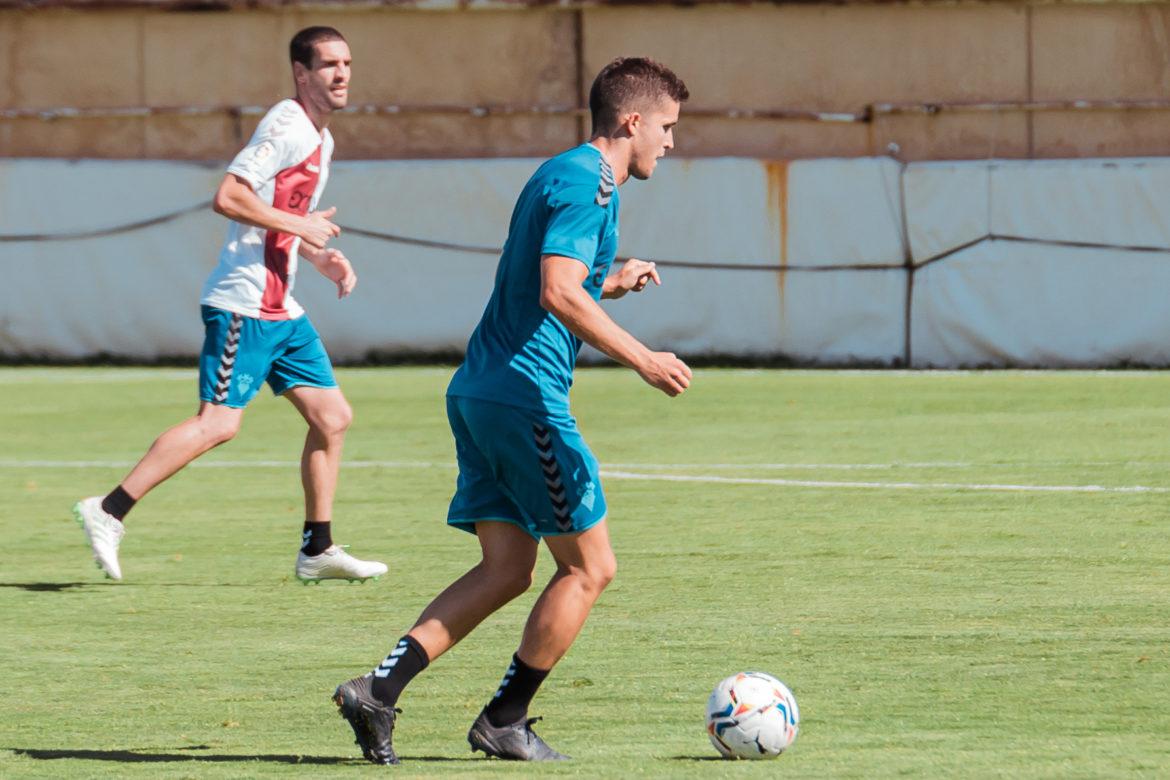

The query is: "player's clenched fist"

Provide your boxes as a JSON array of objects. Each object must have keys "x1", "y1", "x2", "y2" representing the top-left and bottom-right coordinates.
[
  {"x1": 300, "y1": 206, "x2": 342, "y2": 249},
  {"x1": 639, "y1": 351, "x2": 693, "y2": 397}
]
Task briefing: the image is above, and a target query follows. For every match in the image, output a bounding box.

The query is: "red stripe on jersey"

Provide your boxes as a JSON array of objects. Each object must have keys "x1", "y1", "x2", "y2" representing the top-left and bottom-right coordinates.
[{"x1": 261, "y1": 145, "x2": 322, "y2": 320}]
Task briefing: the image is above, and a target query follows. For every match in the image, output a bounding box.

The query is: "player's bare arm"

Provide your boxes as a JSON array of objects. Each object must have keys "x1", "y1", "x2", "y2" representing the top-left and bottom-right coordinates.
[
  {"x1": 601, "y1": 258, "x2": 661, "y2": 300},
  {"x1": 212, "y1": 174, "x2": 340, "y2": 250},
  {"x1": 541, "y1": 255, "x2": 691, "y2": 396},
  {"x1": 299, "y1": 243, "x2": 357, "y2": 298}
]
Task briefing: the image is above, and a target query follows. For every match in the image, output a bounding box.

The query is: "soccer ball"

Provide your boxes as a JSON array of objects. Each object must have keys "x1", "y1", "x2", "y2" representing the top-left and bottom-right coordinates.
[{"x1": 705, "y1": 671, "x2": 799, "y2": 759}]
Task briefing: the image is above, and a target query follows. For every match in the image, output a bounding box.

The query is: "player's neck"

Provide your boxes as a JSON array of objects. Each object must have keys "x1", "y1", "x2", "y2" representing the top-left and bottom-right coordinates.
[
  {"x1": 588, "y1": 137, "x2": 630, "y2": 186},
  {"x1": 294, "y1": 95, "x2": 332, "y2": 134}
]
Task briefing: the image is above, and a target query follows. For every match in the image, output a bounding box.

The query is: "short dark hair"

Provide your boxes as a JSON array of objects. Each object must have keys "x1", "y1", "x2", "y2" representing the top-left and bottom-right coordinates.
[
  {"x1": 289, "y1": 26, "x2": 346, "y2": 68},
  {"x1": 589, "y1": 57, "x2": 689, "y2": 135}
]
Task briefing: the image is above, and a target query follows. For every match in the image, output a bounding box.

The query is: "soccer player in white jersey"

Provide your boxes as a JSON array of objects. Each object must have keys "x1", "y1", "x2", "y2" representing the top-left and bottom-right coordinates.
[{"x1": 72, "y1": 26, "x2": 386, "y2": 584}]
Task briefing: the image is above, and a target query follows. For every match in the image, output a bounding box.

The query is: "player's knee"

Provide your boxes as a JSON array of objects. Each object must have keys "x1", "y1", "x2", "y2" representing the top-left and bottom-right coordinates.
[
  {"x1": 593, "y1": 551, "x2": 617, "y2": 591},
  {"x1": 336, "y1": 400, "x2": 354, "y2": 432},
  {"x1": 579, "y1": 549, "x2": 617, "y2": 595},
  {"x1": 204, "y1": 415, "x2": 241, "y2": 446},
  {"x1": 483, "y1": 562, "x2": 533, "y2": 600},
  {"x1": 314, "y1": 402, "x2": 353, "y2": 438},
  {"x1": 504, "y1": 567, "x2": 535, "y2": 599}
]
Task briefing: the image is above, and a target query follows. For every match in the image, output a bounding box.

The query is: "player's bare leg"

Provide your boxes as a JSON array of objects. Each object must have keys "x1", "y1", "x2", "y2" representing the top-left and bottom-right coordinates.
[
  {"x1": 334, "y1": 521, "x2": 537, "y2": 763},
  {"x1": 466, "y1": 519, "x2": 614, "y2": 761},
  {"x1": 518, "y1": 519, "x2": 616, "y2": 668},
  {"x1": 73, "y1": 402, "x2": 243, "y2": 580},
  {"x1": 285, "y1": 385, "x2": 352, "y2": 524},
  {"x1": 122, "y1": 402, "x2": 244, "y2": 498},
  {"x1": 408, "y1": 521, "x2": 539, "y2": 658},
  {"x1": 285, "y1": 385, "x2": 386, "y2": 582}
]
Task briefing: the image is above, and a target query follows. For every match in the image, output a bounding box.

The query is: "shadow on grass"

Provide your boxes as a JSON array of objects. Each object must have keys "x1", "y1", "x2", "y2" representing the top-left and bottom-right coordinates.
[
  {"x1": 11, "y1": 748, "x2": 354, "y2": 765},
  {"x1": 10, "y1": 748, "x2": 478, "y2": 764},
  {"x1": 0, "y1": 581, "x2": 259, "y2": 592},
  {"x1": 0, "y1": 582, "x2": 95, "y2": 592}
]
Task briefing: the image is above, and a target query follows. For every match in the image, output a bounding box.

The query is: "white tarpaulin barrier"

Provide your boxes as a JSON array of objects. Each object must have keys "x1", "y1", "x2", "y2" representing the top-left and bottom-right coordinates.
[
  {"x1": 904, "y1": 161, "x2": 989, "y2": 264},
  {"x1": 584, "y1": 157, "x2": 905, "y2": 362},
  {"x1": 911, "y1": 241, "x2": 1170, "y2": 366},
  {"x1": 788, "y1": 157, "x2": 905, "y2": 268},
  {"x1": 0, "y1": 160, "x2": 224, "y2": 358},
  {"x1": 6, "y1": 155, "x2": 1170, "y2": 367},
  {"x1": 0, "y1": 157, "x2": 906, "y2": 365},
  {"x1": 904, "y1": 157, "x2": 1170, "y2": 367},
  {"x1": 990, "y1": 159, "x2": 1170, "y2": 249}
]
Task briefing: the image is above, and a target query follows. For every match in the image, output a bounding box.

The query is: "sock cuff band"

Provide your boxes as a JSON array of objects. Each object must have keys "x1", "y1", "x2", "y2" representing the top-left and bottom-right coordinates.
[{"x1": 403, "y1": 634, "x2": 430, "y2": 669}]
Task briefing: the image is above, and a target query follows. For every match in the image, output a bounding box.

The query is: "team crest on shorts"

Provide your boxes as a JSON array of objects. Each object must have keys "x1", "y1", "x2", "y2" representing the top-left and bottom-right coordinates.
[
  {"x1": 236, "y1": 373, "x2": 255, "y2": 396},
  {"x1": 579, "y1": 481, "x2": 596, "y2": 511}
]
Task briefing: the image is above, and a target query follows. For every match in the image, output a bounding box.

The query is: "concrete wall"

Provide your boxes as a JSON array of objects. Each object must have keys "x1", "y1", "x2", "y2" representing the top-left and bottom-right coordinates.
[{"x1": 3, "y1": 3, "x2": 1170, "y2": 160}]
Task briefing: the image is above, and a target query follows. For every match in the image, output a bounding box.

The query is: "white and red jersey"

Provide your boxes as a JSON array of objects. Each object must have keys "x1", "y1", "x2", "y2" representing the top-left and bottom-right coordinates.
[{"x1": 201, "y1": 99, "x2": 334, "y2": 320}]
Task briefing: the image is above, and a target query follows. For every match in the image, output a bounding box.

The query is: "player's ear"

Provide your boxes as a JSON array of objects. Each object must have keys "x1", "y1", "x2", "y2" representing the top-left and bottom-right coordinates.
[{"x1": 622, "y1": 111, "x2": 642, "y2": 137}]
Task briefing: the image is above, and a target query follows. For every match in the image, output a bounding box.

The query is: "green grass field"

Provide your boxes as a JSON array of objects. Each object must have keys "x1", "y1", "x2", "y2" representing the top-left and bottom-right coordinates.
[{"x1": 2, "y1": 367, "x2": 1169, "y2": 778}]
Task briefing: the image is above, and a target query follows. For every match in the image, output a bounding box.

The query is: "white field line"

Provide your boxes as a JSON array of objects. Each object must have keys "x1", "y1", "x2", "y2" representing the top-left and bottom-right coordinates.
[
  {"x1": 2, "y1": 459, "x2": 1168, "y2": 494},
  {"x1": 608, "y1": 460, "x2": 1170, "y2": 470},
  {"x1": 600, "y1": 470, "x2": 1170, "y2": 495},
  {"x1": 816, "y1": 369, "x2": 1170, "y2": 377},
  {"x1": 607, "y1": 461, "x2": 976, "y2": 470}
]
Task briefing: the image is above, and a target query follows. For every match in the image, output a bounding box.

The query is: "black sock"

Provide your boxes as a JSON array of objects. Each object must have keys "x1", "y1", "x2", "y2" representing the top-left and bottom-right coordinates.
[
  {"x1": 300, "y1": 522, "x2": 332, "y2": 556},
  {"x1": 484, "y1": 653, "x2": 550, "y2": 727},
  {"x1": 100, "y1": 485, "x2": 136, "y2": 522},
  {"x1": 370, "y1": 635, "x2": 429, "y2": 708}
]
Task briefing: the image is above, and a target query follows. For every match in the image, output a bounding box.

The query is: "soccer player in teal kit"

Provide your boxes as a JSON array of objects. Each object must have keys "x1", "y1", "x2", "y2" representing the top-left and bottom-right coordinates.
[{"x1": 333, "y1": 58, "x2": 691, "y2": 764}]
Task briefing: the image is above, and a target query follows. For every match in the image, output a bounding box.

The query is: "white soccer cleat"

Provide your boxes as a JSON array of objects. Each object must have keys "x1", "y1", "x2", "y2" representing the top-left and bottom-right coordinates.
[
  {"x1": 73, "y1": 496, "x2": 125, "y2": 581},
  {"x1": 296, "y1": 545, "x2": 387, "y2": 584}
]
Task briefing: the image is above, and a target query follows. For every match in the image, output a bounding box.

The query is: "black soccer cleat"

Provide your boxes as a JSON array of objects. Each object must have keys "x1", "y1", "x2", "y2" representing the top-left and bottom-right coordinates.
[
  {"x1": 333, "y1": 674, "x2": 401, "y2": 765},
  {"x1": 467, "y1": 710, "x2": 570, "y2": 761}
]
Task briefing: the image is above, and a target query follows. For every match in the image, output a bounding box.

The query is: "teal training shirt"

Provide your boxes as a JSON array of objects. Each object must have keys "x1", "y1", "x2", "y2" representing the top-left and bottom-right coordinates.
[{"x1": 448, "y1": 144, "x2": 620, "y2": 414}]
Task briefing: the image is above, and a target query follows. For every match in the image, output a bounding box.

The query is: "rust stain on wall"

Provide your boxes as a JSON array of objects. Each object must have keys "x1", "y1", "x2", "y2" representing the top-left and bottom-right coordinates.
[{"x1": 765, "y1": 160, "x2": 789, "y2": 310}]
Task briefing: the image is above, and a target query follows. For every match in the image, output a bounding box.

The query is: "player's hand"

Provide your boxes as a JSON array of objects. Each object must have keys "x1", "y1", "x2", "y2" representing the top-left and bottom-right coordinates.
[
  {"x1": 605, "y1": 258, "x2": 661, "y2": 299},
  {"x1": 317, "y1": 248, "x2": 357, "y2": 298},
  {"x1": 300, "y1": 207, "x2": 341, "y2": 250},
  {"x1": 638, "y1": 351, "x2": 692, "y2": 397}
]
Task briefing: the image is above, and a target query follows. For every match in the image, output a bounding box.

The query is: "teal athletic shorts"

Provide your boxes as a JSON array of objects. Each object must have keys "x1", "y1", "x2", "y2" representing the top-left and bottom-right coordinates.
[
  {"x1": 445, "y1": 395, "x2": 608, "y2": 539},
  {"x1": 198, "y1": 305, "x2": 337, "y2": 408}
]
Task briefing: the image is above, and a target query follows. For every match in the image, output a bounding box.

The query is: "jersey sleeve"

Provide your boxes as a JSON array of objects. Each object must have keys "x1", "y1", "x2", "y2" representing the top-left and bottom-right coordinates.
[
  {"x1": 541, "y1": 183, "x2": 609, "y2": 268},
  {"x1": 225, "y1": 103, "x2": 299, "y2": 192}
]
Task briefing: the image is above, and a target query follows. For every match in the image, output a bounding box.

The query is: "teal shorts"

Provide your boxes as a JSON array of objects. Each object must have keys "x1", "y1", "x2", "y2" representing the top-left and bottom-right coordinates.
[
  {"x1": 446, "y1": 395, "x2": 607, "y2": 539},
  {"x1": 198, "y1": 306, "x2": 337, "y2": 408}
]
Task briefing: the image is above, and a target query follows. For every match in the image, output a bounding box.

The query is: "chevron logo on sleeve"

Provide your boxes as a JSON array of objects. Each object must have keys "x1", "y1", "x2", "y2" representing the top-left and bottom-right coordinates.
[{"x1": 595, "y1": 158, "x2": 615, "y2": 207}]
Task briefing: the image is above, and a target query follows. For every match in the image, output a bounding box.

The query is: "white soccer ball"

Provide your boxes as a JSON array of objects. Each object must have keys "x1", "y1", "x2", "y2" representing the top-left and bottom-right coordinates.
[{"x1": 705, "y1": 671, "x2": 799, "y2": 759}]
